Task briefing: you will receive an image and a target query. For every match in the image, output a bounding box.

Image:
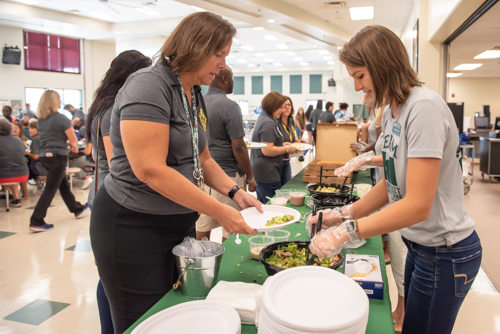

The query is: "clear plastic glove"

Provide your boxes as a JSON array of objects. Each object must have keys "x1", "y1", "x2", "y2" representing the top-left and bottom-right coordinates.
[
  {"x1": 334, "y1": 151, "x2": 375, "y2": 177},
  {"x1": 350, "y1": 141, "x2": 368, "y2": 153},
  {"x1": 306, "y1": 205, "x2": 353, "y2": 234},
  {"x1": 309, "y1": 220, "x2": 364, "y2": 258}
]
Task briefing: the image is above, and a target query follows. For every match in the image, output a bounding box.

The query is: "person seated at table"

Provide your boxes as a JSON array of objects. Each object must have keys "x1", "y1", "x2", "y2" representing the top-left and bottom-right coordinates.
[
  {"x1": 251, "y1": 92, "x2": 298, "y2": 203},
  {"x1": 318, "y1": 101, "x2": 335, "y2": 124},
  {"x1": 30, "y1": 90, "x2": 88, "y2": 232},
  {"x1": 89, "y1": 13, "x2": 262, "y2": 333},
  {"x1": 11, "y1": 121, "x2": 30, "y2": 200},
  {"x1": 308, "y1": 25, "x2": 481, "y2": 334},
  {"x1": 68, "y1": 139, "x2": 95, "y2": 190},
  {"x1": 278, "y1": 97, "x2": 305, "y2": 186},
  {"x1": 333, "y1": 102, "x2": 355, "y2": 122},
  {"x1": 2, "y1": 106, "x2": 16, "y2": 123},
  {"x1": 64, "y1": 104, "x2": 86, "y2": 131},
  {"x1": 0, "y1": 118, "x2": 29, "y2": 208},
  {"x1": 196, "y1": 66, "x2": 258, "y2": 242}
]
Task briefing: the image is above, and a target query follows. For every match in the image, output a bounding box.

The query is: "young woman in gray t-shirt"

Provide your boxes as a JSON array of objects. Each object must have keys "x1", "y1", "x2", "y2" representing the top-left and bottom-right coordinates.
[{"x1": 308, "y1": 25, "x2": 481, "y2": 334}]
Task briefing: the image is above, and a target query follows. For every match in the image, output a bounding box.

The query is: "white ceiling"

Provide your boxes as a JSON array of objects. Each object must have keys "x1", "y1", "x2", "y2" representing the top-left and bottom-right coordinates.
[
  {"x1": 0, "y1": 0, "x2": 416, "y2": 71},
  {"x1": 449, "y1": 1, "x2": 500, "y2": 78}
]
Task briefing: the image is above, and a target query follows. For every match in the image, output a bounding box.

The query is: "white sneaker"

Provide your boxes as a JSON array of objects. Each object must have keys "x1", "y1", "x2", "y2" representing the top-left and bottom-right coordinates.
[{"x1": 81, "y1": 177, "x2": 93, "y2": 190}]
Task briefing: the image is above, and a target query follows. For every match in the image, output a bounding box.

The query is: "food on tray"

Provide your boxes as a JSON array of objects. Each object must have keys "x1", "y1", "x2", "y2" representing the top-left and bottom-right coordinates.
[
  {"x1": 265, "y1": 243, "x2": 341, "y2": 269},
  {"x1": 315, "y1": 185, "x2": 340, "y2": 193},
  {"x1": 265, "y1": 214, "x2": 295, "y2": 227},
  {"x1": 245, "y1": 141, "x2": 251, "y2": 146},
  {"x1": 291, "y1": 143, "x2": 307, "y2": 150},
  {"x1": 317, "y1": 161, "x2": 346, "y2": 165}
]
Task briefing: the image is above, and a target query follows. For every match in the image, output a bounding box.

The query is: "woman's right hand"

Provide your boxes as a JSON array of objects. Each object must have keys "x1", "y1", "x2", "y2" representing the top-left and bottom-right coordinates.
[
  {"x1": 287, "y1": 146, "x2": 298, "y2": 154},
  {"x1": 215, "y1": 205, "x2": 258, "y2": 235},
  {"x1": 306, "y1": 205, "x2": 354, "y2": 233}
]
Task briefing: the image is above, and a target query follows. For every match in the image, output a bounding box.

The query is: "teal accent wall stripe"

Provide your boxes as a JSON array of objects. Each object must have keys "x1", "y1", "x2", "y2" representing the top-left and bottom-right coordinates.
[
  {"x1": 251, "y1": 76, "x2": 263, "y2": 94},
  {"x1": 270, "y1": 75, "x2": 282, "y2": 93},
  {"x1": 233, "y1": 77, "x2": 244, "y2": 95},
  {"x1": 310, "y1": 74, "x2": 322, "y2": 94},
  {"x1": 290, "y1": 75, "x2": 302, "y2": 94}
]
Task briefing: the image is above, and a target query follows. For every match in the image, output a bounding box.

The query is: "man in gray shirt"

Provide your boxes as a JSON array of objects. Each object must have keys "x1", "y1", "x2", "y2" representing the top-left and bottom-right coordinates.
[
  {"x1": 309, "y1": 99, "x2": 324, "y2": 144},
  {"x1": 318, "y1": 101, "x2": 335, "y2": 124},
  {"x1": 64, "y1": 104, "x2": 85, "y2": 130},
  {"x1": 196, "y1": 67, "x2": 257, "y2": 241},
  {"x1": 21, "y1": 103, "x2": 37, "y2": 119}
]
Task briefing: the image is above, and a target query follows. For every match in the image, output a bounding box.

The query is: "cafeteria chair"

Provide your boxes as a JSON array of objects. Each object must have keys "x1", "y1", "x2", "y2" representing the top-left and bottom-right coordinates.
[
  {"x1": 0, "y1": 182, "x2": 19, "y2": 212},
  {"x1": 65, "y1": 167, "x2": 81, "y2": 192}
]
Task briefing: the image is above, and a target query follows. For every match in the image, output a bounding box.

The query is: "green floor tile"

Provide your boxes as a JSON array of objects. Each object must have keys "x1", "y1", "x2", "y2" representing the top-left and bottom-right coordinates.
[
  {"x1": 26, "y1": 205, "x2": 54, "y2": 210},
  {"x1": 4, "y1": 299, "x2": 70, "y2": 325},
  {"x1": 65, "y1": 240, "x2": 92, "y2": 252},
  {"x1": 0, "y1": 231, "x2": 16, "y2": 239}
]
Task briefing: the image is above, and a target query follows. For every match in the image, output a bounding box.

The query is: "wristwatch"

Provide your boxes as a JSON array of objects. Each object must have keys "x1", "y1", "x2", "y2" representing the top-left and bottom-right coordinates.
[
  {"x1": 246, "y1": 178, "x2": 255, "y2": 184},
  {"x1": 345, "y1": 220, "x2": 362, "y2": 241},
  {"x1": 228, "y1": 184, "x2": 242, "y2": 199},
  {"x1": 365, "y1": 155, "x2": 372, "y2": 166}
]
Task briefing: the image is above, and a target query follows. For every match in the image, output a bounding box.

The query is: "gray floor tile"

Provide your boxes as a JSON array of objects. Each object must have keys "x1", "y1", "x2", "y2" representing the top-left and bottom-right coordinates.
[
  {"x1": 65, "y1": 240, "x2": 92, "y2": 252},
  {"x1": 4, "y1": 299, "x2": 70, "y2": 325},
  {"x1": 0, "y1": 231, "x2": 16, "y2": 239}
]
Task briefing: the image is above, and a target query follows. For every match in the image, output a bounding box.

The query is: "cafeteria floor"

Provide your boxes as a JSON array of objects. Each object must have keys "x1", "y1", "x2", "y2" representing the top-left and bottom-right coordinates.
[{"x1": 1, "y1": 152, "x2": 499, "y2": 334}]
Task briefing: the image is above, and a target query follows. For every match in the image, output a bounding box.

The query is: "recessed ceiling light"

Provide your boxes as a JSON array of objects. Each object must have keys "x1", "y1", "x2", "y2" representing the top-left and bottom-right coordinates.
[
  {"x1": 253, "y1": 27, "x2": 264, "y2": 30},
  {"x1": 300, "y1": 62, "x2": 309, "y2": 66},
  {"x1": 273, "y1": 63, "x2": 282, "y2": 67},
  {"x1": 337, "y1": 47, "x2": 342, "y2": 50},
  {"x1": 318, "y1": 50, "x2": 328, "y2": 55},
  {"x1": 227, "y1": 54, "x2": 234, "y2": 58},
  {"x1": 89, "y1": 11, "x2": 114, "y2": 21},
  {"x1": 15, "y1": 0, "x2": 38, "y2": 4},
  {"x1": 265, "y1": 58, "x2": 274, "y2": 62},
  {"x1": 135, "y1": 7, "x2": 161, "y2": 16},
  {"x1": 286, "y1": 52, "x2": 296, "y2": 56},
  {"x1": 264, "y1": 35, "x2": 277, "y2": 41},
  {"x1": 190, "y1": 5, "x2": 206, "y2": 12},
  {"x1": 453, "y1": 64, "x2": 483, "y2": 70},
  {"x1": 276, "y1": 44, "x2": 288, "y2": 49},
  {"x1": 241, "y1": 45, "x2": 254, "y2": 50},
  {"x1": 349, "y1": 6, "x2": 374, "y2": 20},
  {"x1": 268, "y1": 19, "x2": 275, "y2": 23},
  {"x1": 254, "y1": 53, "x2": 265, "y2": 57},
  {"x1": 236, "y1": 59, "x2": 247, "y2": 63},
  {"x1": 323, "y1": 56, "x2": 333, "y2": 60},
  {"x1": 447, "y1": 73, "x2": 462, "y2": 77},
  {"x1": 313, "y1": 45, "x2": 318, "y2": 48},
  {"x1": 293, "y1": 57, "x2": 303, "y2": 61},
  {"x1": 474, "y1": 50, "x2": 500, "y2": 59},
  {"x1": 327, "y1": 61, "x2": 335, "y2": 65},
  {"x1": 248, "y1": 64, "x2": 256, "y2": 67}
]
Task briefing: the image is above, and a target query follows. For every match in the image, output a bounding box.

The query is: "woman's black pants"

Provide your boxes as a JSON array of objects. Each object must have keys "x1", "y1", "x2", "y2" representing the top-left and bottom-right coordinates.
[{"x1": 90, "y1": 186, "x2": 197, "y2": 333}]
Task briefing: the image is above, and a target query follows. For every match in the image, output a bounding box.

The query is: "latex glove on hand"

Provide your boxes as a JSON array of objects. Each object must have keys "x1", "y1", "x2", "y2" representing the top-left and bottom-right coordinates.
[
  {"x1": 306, "y1": 205, "x2": 353, "y2": 234},
  {"x1": 309, "y1": 220, "x2": 364, "y2": 258},
  {"x1": 334, "y1": 151, "x2": 375, "y2": 177},
  {"x1": 350, "y1": 141, "x2": 368, "y2": 153}
]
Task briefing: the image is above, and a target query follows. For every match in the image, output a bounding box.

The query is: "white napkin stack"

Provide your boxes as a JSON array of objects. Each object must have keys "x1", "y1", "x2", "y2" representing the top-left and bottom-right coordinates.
[{"x1": 206, "y1": 281, "x2": 263, "y2": 325}]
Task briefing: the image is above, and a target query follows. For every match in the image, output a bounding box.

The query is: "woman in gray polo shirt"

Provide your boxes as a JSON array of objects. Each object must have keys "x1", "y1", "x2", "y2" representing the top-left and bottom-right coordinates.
[
  {"x1": 251, "y1": 91, "x2": 298, "y2": 203},
  {"x1": 89, "y1": 12, "x2": 261, "y2": 333},
  {"x1": 308, "y1": 26, "x2": 481, "y2": 334}
]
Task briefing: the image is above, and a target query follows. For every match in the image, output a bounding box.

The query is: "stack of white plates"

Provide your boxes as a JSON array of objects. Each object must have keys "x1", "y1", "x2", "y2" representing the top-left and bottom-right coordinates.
[
  {"x1": 258, "y1": 266, "x2": 369, "y2": 334},
  {"x1": 131, "y1": 300, "x2": 241, "y2": 334}
]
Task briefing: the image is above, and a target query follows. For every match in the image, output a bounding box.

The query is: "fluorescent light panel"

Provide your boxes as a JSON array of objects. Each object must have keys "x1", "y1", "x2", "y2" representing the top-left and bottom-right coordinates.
[
  {"x1": 323, "y1": 56, "x2": 333, "y2": 60},
  {"x1": 453, "y1": 64, "x2": 483, "y2": 70},
  {"x1": 293, "y1": 57, "x2": 303, "y2": 61},
  {"x1": 264, "y1": 58, "x2": 274, "y2": 62},
  {"x1": 300, "y1": 62, "x2": 308, "y2": 66},
  {"x1": 240, "y1": 45, "x2": 253, "y2": 50},
  {"x1": 268, "y1": 19, "x2": 275, "y2": 23},
  {"x1": 264, "y1": 35, "x2": 277, "y2": 41},
  {"x1": 447, "y1": 73, "x2": 462, "y2": 77},
  {"x1": 349, "y1": 6, "x2": 374, "y2": 20},
  {"x1": 248, "y1": 64, "x2": 256, "y2": 67},
  {"x1": 318, "y1": 50, "x2": 329, "y2": 55},
  {"x1": 236, "y1": 59, "x2": 247, "y2": 63},
  {"x1": 273, "y1": 63, "x2": 282, "y2": 67},
  {"x1": 286, "y1": 52, "x2": 296, "y2": 56},
  {"x1": 474, "y1": 50, "x2": 500, "y2": 59},
  {"x1": 89, "y1": 11, "x2": 114, "y2": 20},
  {"x1": 327, "y1": 61, "x2": 335, "y2": 65}
]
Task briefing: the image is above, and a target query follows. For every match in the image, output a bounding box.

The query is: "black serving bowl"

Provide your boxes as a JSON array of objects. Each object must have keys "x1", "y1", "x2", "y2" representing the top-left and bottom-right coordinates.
[
  {"x1": 310, "y1": 193, "x2": 360, "y2": 208},
  {"x1": 259, "y1": 241, "x2": 343, "y2": 276},
  {"x1": 306, "y1": 183, "x2": 351, "y2": 196}
]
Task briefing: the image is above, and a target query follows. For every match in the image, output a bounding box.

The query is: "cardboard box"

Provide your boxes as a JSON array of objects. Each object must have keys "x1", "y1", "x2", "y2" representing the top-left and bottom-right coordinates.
[
  {"x1": 303, "y1": 123, "x2": 358, "y2": 184},
  {"x1": 344, "y1": 254, "x2": 384, "y2": 299}
]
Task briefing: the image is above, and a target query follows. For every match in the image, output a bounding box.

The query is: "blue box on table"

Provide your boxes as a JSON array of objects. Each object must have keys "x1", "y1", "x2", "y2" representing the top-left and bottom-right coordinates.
[{"x1": 344, "y1": 254, "x2": 384, "y2": 300}]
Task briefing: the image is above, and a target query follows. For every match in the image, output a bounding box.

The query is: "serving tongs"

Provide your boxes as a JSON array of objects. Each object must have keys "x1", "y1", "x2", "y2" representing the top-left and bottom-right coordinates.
[
  {"x1": 306, "y1": 208, "x2": 322, "y2": 265},
  {"x1": 344, "y1": 182, "x2": 355, "y2": 205}
]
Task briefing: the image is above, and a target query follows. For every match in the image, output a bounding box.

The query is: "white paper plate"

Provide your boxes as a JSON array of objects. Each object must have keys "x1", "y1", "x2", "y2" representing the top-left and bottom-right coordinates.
[
  {"x1": 261, "y1": 266, "x2": 369, "y2": 332},
  {"x1": 131, "y1": 300, "x2": 241, "y2": 334},
  {"x1": 246, "y1": 142, "x2": 267, "y2": 149},
  {"x1": 291, "y1": 143, "x2": 312, "y2": 151},
  {"x1": 240, "y1": 205, "x2": 301, "y2": 232}
]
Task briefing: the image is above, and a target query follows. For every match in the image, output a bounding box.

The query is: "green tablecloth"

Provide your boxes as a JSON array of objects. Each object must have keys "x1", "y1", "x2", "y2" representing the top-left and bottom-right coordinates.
[{"x1": 124, "y1": 169, "x2": 394, "y2": 334}]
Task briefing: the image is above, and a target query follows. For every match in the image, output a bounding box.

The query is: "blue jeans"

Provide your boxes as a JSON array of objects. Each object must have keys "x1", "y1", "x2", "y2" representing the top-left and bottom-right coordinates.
[
  {"x1": 281, "y1": 160, "x2": 291, "y2": 186},
  {"x1": 295, "y1": 126, "x2": 303, "y2": 139},
  {"x1": 402, "y1": 231, "x2": 482, "y2": 334},
  {"x1": 97, "y1": 280, "x2": 114, "y2": 334},
  {"x1": 256, "y1": 181, "x2": 282, "y2": 204}
]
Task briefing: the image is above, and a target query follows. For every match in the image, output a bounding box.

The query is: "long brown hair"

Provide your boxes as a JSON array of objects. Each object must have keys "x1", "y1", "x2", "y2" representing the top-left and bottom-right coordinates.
[
  {"x1": 86, "y1": 50, "x2": 151, "y2": 141},
  {"x1": 159, "y1": 12, "x2": 236, "y2": 74},
  {"x1": 339, "y1": 25, "x2": 422, "y2": 110},
  {"x1": 295, "y1": 107, "x2": 305, "y2": 128}
]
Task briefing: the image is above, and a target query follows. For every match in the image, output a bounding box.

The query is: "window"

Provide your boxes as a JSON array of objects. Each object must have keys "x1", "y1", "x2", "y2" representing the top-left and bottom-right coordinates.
[
  {"x1": 252, "y1": 76, "x2": 263, "y2": 95},
  {"x1": 25, "y1": 87, "x2": 82, "y2": 117},
  {"x1": 233, "y1": 77, "x2": 245, "y2": 95},
  {"x1": 270, "y1": 75, "x2": 282, "y2": 93},
  {"x1": 235, "y1": 100, "x2": 249, "y2": 115},
  {"x1": 24, "y1": 31, "x2": 81, "y2": 74},
  {"x1": 310, "y1": 74, "x2": 322, "y2": 94},
  {"x1": 306, "y1": 99, "x2": 326, "y2": 111},
  {"x1": 290, "y1": 75, "x2": 302, "y2": 94}
]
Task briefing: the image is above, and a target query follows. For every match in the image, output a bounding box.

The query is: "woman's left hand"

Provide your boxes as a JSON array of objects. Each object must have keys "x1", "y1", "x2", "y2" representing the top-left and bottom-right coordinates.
[
  {"x1": 283, "y1": 142, "x2": 292, "y2": 147},
  {"x1": 233, "y1": 189, "x2": 264, "y2": 213},
  {"x1": 309, "y1": 223, "x2": 351, "y2": 258},
  {"x1": 69, "y1": 146, "x2": 79, "y2": 153}
]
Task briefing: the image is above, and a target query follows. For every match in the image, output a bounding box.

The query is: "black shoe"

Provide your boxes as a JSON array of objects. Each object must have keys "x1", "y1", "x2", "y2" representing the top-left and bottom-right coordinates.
[{"x1": 10, "y1": 199, "x2": 22, "y2": 208}]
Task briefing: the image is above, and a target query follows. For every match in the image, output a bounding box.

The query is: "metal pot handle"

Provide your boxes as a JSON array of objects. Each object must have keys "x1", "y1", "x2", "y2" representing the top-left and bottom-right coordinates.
[{"x1": 173, "y1": 258, "x2": 195, "y2": 290}]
